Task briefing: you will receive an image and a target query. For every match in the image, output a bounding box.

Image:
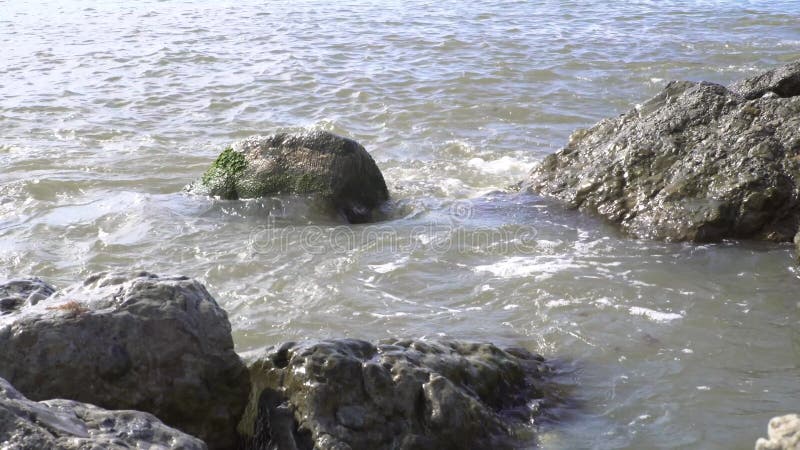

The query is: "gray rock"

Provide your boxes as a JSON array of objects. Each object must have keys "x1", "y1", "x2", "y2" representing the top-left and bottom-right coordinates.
[
  {"x1": 188, "y1": 130, "x2": 389, "y2": 223},
  {"x1": 0, "y1": 376, "x2": 207, "y2": 450},
  {"x1": 0, "y1": 271, "x2": 250, "y2": 450},
  {"x1": 0, "y1": 277, "x2": 55, "y2": 314},
  {"x1": 731, "y1": 61, "x2": 800, "y2": 100},
  {"x1": 238, "y1": 338, "x2": 551, "y2": 450},
  {"x1": 755, "y1": 414, "x2": 800, "y2": 450},
  {"x1": 524, "y1": 61, "x2": 800, "y2": 250}
]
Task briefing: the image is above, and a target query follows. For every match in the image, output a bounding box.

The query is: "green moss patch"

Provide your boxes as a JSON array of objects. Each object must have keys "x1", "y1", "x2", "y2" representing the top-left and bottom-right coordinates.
[{"x1": 201, "y1": 147, "x2": 247, "y2": 199}]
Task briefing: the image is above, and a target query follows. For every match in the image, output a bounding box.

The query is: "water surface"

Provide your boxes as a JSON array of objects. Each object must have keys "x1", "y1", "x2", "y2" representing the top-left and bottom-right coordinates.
[{"x1": 2, "y1": 1, "x2": 799, "y2": 448}]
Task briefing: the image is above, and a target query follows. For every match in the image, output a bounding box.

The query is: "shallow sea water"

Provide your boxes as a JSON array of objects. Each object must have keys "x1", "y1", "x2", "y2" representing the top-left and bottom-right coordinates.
[{"x1": 2, "y1": 1, "x2": 800, "y2": 448}]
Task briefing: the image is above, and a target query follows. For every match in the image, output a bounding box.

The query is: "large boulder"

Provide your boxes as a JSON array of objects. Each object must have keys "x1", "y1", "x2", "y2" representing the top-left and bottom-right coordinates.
[
  {"x1": 0, "y1": 272, "x2": 250, "y2": 449},
  {"x1": 755, "y1": 414, "x2": 800, "y2": 450},
  {"x1": 189, "y1": 130, "x2": 389, "y2": 223},
  {"x1": 524, "y1": 60, "x2": 800, "y2": 250},
  {"x1": 0, "y1": 376, "x2": 207, "y2": 450},
  {"x1": 238, "y1": 338, "x2": 552, "y2": 450}
]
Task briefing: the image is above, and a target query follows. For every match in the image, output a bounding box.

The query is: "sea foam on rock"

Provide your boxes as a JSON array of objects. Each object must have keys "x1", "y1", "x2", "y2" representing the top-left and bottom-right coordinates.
[
  {"x1": 238, "y1": 338, "x2": 552, "y2": 450},
  {"x1": 755, "y1": 414, "x2": 800, "y2": 450},
  {"x1": 0, "y1": 271, "x2": 250, "y2": 450},
  {"x1": 0, "y1": 376, "x2": 207, "y2": 450},
  {"x1": 524, "y1": 60, "x2": 800, "y2": 256},
  {"x1": 188, "y1": 130, "x2": 389, "y2": 223}
]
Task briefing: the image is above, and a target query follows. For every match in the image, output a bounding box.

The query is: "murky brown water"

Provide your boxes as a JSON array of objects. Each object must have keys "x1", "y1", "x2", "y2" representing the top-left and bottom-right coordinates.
[{"x1": 2, "y1": 1, "x2": 799, "y2": 448}]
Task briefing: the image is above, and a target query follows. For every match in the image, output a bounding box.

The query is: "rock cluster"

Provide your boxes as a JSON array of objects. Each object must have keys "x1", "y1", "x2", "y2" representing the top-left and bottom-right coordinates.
[
  {"x1": 0, "y1": 275, "x2": 556, "y2": 449},
  {"x1": 0, "y1": 272, "x2": 249, "y2": 449},
  {"x1": 525, "y1": 60, "x2": 800, "y2": 252}
]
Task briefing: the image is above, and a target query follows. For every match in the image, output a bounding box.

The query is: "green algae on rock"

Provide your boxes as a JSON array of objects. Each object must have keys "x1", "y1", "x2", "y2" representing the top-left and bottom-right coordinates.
[
  {"x1": 189, "y1": 130, "x2": 389, "y2": 223},
  {"x1": 524, "y1": 60, "x2": 800, "y2": 255},
  {"x1": 200, "y1": 147, "x2": 247, "y2": 199},
  {"x1": 238, "y1": 338, "x2": 552, "y2": 450}
]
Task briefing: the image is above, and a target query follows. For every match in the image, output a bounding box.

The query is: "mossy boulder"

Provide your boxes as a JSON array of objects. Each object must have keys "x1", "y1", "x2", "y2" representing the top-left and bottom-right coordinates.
[
  {"x1": 190, "y1": 130, "x2": 389, "y2": 223},
  {"x1": 524, "y1": 60, "x2": 800, "y2": 255},
  {"x1": 238, "y1": 338, "x2": 552, "y2": 450}
]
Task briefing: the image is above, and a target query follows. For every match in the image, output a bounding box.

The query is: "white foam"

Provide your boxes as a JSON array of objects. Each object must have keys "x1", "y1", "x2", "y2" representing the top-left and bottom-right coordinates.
[
  {"x1": 466, "y1": 156, "x2": 534, "y2": 175},
  {"x1": 369, "y1": 311, "x2": 409, "y2": 318},
  {"x1": 629, "y1": 306, "x2": 683, "y2": 323},
  {"x1": 368, "y1": 256, "x2": 409, "y2": 274},
  {"x1": 474, "y1": 256, "x2": 581, "y2": 280},
  {"x1": 545, "y1": 299, "x2": 576, "y2": 308}
]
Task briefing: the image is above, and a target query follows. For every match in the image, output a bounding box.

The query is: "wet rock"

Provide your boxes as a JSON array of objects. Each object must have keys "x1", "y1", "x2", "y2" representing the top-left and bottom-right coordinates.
[
  {"x1": 238, "y1": 338, "x2": 551, "y2": 450},
  {"x1": 0, "y1": 277, "x2": 55, "y2": 314},
  {"x1": 188, "y1": 130, "x2": 389, "y2": 223},
  {"x1": 730, "y1": 60, "x2": 800, "y2": 100},
  {"x1": 755, "y1": 414, "x2": 800, "y2": 450},
  {"x1": 0, "y1": 271, "x2": 250, "y2": 450},
  {"x1": 0, "y1": 376, "x2": 207, "y2": 450},
  {"x1": 524, "y1": 60, "x2": 800, "y2": 250}
]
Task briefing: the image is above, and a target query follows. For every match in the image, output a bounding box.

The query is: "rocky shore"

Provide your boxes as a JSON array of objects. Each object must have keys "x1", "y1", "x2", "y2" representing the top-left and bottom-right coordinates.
[
  {"x1": 0, "y1": 273, "x2": 554, "y2": 449},
  {"x1": 4, "y1": 62, "x2": 800, "y2": 449}
]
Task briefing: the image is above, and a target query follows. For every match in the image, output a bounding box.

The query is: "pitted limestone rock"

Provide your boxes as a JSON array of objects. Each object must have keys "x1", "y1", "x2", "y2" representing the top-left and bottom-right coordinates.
[{"x1": 239, "y1": 338, "x2": 551, "y2": 450}]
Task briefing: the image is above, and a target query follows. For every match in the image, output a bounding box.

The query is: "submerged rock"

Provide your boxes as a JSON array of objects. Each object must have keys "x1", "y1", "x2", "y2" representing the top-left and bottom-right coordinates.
[
  {"x1": 0, "y1": 376, "x2": 207, "y2": 450},
  {"x1": 189, "y1": 130, "x2": 389, "y2": 223},
  {"x1": 238, "y1": 338, "x2": 551, "y2": 450},
  {"x1": 524, "y1": 60, "x2": 800, "y2": 250},
  {"x1": 755, "y1": 414, "x2": 800, "y2": 450},
  {"x1": 0, "y1": 272, "x2": 250, "y2": 450}
]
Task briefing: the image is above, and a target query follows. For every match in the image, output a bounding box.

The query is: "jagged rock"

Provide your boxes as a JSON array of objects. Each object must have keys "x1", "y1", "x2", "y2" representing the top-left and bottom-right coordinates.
[
  {"x1": 238, "y1": 338, "x2": 551, "y2": 450},
  {"x1": 524, "y1": 60, "x2": 800, "y2": 252},
  {"x1": 188, "y1": 130, "x2": 389, "y2": 223},
  {"x1": 0, "y1": 376, "x2": 207, "y2": 450},
  {"x1": 0, "y1": 277, "x2": 55, "y2": 314},
  {"x1": 730, "y1": 61, "x2": 800, "y2": 100},
  {"x1": 755, "y1": 414, "x2": 800, "y2": 450},
  {"x1": 0, "y1": 272, "x2": 250, "y2": 450}
]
